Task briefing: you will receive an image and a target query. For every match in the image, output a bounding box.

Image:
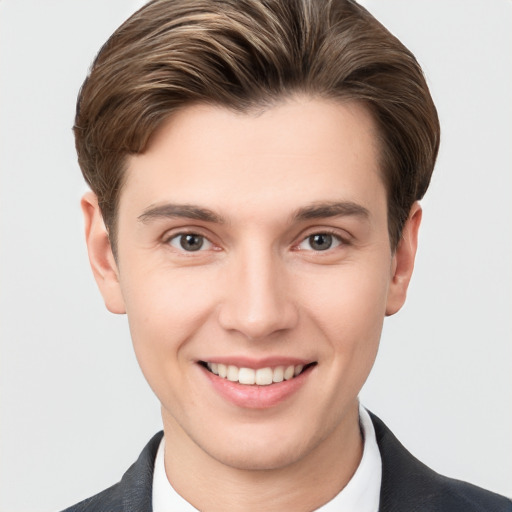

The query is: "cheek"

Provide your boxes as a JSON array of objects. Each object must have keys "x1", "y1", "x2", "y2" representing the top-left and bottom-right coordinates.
[
  {"x1": 120, "y1": 267, "x2": 219, "y2": 382},
  {"x1": 318, "y1": 278, "x2": 386, "y2": 405},
  {"x1": 304, "y1": 260, "x2": 390, "y2": 330},
  {"x1": 123, "y1": 263, "x2": 218, "y2": 328},
  {"x1": 299, "y1": 259, "x2": 391, "y2": 377}
]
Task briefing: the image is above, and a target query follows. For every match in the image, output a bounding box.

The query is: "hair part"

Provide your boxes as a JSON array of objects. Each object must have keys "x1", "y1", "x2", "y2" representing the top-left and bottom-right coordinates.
[{"x1": 74, "y1": 0, "x2": 440, "y2": 252}]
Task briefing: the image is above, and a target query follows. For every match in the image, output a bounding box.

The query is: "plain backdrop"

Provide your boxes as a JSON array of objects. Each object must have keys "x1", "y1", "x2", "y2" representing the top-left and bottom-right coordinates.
[{"x1": 1, "y1": 1, "x2": 511, "y2": 510}]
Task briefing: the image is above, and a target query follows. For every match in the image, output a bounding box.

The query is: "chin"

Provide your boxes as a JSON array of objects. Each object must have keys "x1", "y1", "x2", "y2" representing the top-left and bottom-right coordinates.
[
  {"x1": 208, "y1": 441, "x2": 307, "y2": 472},
  {"x1": 198, "y1": 421, "x2": 325, "y2": 472}
]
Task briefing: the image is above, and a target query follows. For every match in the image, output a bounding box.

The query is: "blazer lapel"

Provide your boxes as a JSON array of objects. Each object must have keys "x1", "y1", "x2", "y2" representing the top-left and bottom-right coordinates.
[
  {"x1": 118, "y1": 431, "x2": 163, "y2": 512},
  {"x1": 369, "y1": 412, "x2": 510, "y2": 512}
]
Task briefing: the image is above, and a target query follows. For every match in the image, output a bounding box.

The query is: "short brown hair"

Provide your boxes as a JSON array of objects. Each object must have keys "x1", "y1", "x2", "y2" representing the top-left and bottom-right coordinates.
[{"x1": 74, "y1": 0, "x2": 440, "y2": 250}]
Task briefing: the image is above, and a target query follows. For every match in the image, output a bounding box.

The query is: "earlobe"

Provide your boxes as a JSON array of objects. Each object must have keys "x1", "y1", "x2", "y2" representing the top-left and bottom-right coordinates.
[
  {"x1": 81, "y1": 191, "x2": 126, "y2": 314},
  {"x1": 385, "y1": 202, "x2": 422, "y2": 316}
]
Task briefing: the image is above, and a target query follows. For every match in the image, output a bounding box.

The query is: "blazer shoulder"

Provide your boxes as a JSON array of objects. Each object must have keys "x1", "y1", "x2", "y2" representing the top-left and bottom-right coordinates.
[
  {"x1": 60, "y1": 431, "x2": 163, "y2": 512},
  {"x1": 440, "y1": 477, "x2": 512, "y2": 512},
  {"x1": 60, "y1": 482, "x2": 123, "y2": 512},
  {"x1": 370, "y1": 412, "x2": 512, "y2": 512}
]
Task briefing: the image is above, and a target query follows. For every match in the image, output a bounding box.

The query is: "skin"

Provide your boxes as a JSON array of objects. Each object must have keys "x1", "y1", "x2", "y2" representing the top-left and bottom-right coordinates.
[{"x1": 83, "y1": 97, "x2": 421, "y2": 511}]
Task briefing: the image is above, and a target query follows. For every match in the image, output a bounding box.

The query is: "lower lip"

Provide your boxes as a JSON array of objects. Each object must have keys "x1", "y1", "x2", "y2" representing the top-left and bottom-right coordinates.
[{"x1": 200, "y1": 365, "x2": 314, "y2": 409}]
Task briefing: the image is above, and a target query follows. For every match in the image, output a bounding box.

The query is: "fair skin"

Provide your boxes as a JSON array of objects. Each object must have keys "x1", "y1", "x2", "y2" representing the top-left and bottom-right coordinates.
[{"x1": 83, "y1": 97, "x2": 421, "y2": 511}]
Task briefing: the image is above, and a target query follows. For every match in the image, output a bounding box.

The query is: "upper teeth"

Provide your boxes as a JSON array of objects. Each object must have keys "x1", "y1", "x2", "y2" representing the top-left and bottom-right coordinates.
[{"x1": 206, "y1": 363, "x2": 304, "y2": 386}]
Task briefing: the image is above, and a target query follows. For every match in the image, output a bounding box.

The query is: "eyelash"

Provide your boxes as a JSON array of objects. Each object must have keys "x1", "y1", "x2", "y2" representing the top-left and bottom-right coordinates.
[
  {"x1": 165, "y1": 232, "x2": 215, "y2": 252},
  {"x1": 295, "y1": 230, "x2": 347, "y2": 252},
  {"x1": 164, "y1": 229, "x2": 348, "y2": 254}
]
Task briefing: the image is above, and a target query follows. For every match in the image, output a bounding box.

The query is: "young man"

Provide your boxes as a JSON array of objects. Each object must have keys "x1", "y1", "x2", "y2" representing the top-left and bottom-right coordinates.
[{"x1": 63, "y1": 0, "x2": 512, "y2": 510}]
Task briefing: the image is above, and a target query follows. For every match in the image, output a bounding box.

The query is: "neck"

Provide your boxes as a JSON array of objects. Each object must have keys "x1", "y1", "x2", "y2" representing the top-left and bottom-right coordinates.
[{"x1": 161, "y1": 403, "x2": 363, "y2": 512}]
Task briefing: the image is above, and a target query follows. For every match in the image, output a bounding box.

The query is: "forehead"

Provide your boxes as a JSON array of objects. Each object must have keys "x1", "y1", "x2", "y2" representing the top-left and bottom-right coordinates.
[{"x1": 121, "y1": 97, "x2": 385, "y2": 221}]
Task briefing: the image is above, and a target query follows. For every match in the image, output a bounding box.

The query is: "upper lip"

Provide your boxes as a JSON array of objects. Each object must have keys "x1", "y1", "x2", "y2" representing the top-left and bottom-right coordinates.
[{"x1": 198, "y1": 356, "x2": 315, "y2": 369}]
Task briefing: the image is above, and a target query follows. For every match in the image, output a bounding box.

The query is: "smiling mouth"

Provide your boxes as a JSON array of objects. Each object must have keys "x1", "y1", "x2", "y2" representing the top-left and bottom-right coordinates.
[{"x1": 199, "y1": 361, "x2": 317, "y2": 386}]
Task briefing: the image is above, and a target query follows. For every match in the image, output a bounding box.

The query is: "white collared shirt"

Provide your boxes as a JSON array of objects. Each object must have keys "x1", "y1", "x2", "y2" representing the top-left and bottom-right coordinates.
[{"x1": 152, "y1": 404, "x2": 381, "y2": 511}]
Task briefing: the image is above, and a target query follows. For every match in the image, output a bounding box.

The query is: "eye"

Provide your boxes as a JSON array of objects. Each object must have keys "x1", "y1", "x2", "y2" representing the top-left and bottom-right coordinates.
[
  {"x1": 297, "y1": 232, "x2": 343, "y2": 251},
  {"x1": 167, "y1": 233, "x2": 213, "y2": 252}
]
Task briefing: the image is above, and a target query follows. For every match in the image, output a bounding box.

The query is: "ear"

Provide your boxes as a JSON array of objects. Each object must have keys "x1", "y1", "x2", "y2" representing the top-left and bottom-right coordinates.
[
  {"x1": 81, "y1": 191, "x2": 126, "y2": 314},
  {"x1": 386, "y1": 202, "x2": 422, "y2": 316}
]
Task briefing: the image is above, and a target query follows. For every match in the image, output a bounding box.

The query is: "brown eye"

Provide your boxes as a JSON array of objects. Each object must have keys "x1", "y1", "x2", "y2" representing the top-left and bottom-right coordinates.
[
  {"x1": 297, "y1": 233, "x2": 342, "y2": 252},
  {"x1": 168, "y1": 233, "x2": 212, "y2": 252},
  {"x1": 180, "y1": 234, "x2": 203, "y2": 251},
  {"x1": 308, "y1": 234, "x2": 333, "y2": 251}
]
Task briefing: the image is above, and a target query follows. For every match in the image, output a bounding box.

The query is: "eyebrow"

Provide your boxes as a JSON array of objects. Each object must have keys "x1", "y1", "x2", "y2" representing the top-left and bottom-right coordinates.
[
  {"x1": 292, "y1": 201, "x2": 370, "y2": 222},
  {"x1": 138, "y1": 203, "x2": 225, "y2": 224},
  {"x1": 137, "y1": 200, "x2": 369, "y2": 225}
]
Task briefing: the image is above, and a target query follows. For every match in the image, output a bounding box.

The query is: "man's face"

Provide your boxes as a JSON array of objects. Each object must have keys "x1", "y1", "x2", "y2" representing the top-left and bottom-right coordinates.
[{"x1": 86, "y1": 97, "x2": 418, "y2": 471}]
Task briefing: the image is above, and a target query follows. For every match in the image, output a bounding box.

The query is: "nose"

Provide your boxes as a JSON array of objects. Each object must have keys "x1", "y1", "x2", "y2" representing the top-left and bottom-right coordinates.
[{"x1": 218, "y1": 245, "x2": 299, "y2": 341}]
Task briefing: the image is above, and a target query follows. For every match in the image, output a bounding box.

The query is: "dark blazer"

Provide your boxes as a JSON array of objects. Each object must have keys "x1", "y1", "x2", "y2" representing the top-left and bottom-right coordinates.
[{"x1": 62, "y1": 413, "x2": 512, "y2": 512}]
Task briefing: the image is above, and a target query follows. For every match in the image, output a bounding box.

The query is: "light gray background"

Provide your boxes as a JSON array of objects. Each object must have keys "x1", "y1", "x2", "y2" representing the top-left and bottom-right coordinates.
[{"x1": 1, "y1": 1, "x2": 511, "y2": 510}]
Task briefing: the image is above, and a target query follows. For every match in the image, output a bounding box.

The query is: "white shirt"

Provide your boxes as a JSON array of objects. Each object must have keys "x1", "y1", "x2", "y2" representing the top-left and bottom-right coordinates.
[{"x1": 152, "y1": 404, "x2": 381, "y2": 511}]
